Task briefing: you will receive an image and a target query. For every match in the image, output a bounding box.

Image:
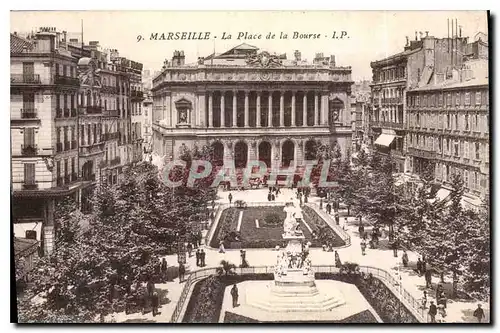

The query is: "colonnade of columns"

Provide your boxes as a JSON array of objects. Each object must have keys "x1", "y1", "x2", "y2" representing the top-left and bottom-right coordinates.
[{"x1": 206, "y1": 90, "x2": 328, "y2": 128}]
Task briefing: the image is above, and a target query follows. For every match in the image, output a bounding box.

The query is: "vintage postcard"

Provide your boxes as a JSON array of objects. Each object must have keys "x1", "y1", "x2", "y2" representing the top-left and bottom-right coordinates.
[{"x1": 11, "y1": 10, "x2": 490, "y2": 324}]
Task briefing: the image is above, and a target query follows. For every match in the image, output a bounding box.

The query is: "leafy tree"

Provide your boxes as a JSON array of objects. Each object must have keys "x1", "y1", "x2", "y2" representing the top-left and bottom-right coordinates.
[{"x1": 216, "y1": 260, "x2": 237, "y2": 278}]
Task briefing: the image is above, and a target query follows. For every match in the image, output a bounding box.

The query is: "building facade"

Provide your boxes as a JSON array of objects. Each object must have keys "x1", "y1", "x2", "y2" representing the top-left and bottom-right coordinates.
[
  {"x1": 406, "y1": 59, "x2": 489, "y2": 209},
  {"x1": 11, "y1": 28, "x2": 145, "y2": 254},
  {"x1": 350, "y1": 80, "x2": 371, "y2": 151},
  {"x1": 152, "y1": 44, "x2": 353, "y2": 174},
  {"x1": 370, "y1": 31, "x2": 473, "y2": 173}
]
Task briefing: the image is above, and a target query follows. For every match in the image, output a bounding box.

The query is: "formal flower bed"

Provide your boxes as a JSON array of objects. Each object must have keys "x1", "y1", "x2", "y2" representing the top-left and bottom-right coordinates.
[
  {"x1": 182, "y1": 266, "x2": 418, "y2": 323},
  {"x1": 210, "y1": 206, "x2": 345, "y2": 249}
]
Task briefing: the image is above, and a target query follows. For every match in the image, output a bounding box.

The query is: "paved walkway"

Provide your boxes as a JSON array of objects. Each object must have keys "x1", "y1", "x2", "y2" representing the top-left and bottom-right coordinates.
[{"x1": 110, "y1": 187, "x2": 489, "y2": 323}]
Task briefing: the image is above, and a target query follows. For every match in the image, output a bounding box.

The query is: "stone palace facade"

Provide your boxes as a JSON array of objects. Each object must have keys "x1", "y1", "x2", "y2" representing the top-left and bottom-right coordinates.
[{"x1": 151, "y1": 44, "x2": 353, "y2": 172}]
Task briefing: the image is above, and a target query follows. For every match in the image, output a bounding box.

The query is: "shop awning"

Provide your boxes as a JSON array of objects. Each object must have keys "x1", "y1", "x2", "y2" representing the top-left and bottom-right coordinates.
[
  {"x1": 14, "y1": 222, "x2": 42, "y2": 241},
  {"x1": 374, "y1": 134, "x2": 395, "y2": 147},
  {"x1": 461, "y1": 195, "x2": 483, "y2": 211}
]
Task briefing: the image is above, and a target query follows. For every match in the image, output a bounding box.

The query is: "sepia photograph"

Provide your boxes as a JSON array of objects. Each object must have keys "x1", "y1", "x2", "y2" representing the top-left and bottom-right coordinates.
[{"x1": 10, "y1": 10, "x2": 490, "y2": 324}]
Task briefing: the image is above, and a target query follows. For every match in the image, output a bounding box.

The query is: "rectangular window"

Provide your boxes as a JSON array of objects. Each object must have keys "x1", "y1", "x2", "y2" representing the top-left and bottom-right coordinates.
[
  {"x1": 456, "y1": 92, "x2": 460, "y2": 106},
  {"x1": 24, "y1": 163, "x2": 35, "y2": 185},
  {"x1": 464, "y1": 141, "x2": 469, "y2": 158},
  {"x1": 454, "y1": 141, "x2": 459, "y2": 156},
  {"x1": 64, "y1": 159, "x2": 68, "y2": 179},
  {"x1": 71, "y1": 157, "x2": 75, "y2": 177},
  {"x1": 416, "y1": 96, "x2": 420, "y2": 106},
  {"x1": 438, "y1": 137, "x2": 442, "y2": 152},
  {"x1": 475, "y1": 142, "x2": 480, "y2": 159},
  {"x1": 93, "y1": 124, "x2": 97, "y2": 144},
  {"x1": 464, "y1": 170, "x2": 469, "y2": 189},
  {"x1": 474, "y1": 172, "x2": 479, "y2": 190},
  {"x1": 465, "y1": 114, "x2": 469, "y2": 130},
  {"x1": 454, "y1": 114, "x2": 458, "y2": 130},
  {"x1": 447, "y1": 93, "x2": 452, "y2": 106},
  {"x1": 23, "y1": 127, "x2": 35, "y2": 146},
  {"x1": 465, "y1": 92, "x2": 470, "y2": 105},
  {"x1": 439, "y1": 93, "x2": 443, "y2": 106},
  {"x1": 476, "y1": 92, "x2": 481, "y2": 105},
  {"x1": 80, "y1": 125, "x2": 85, "y2": 145}
]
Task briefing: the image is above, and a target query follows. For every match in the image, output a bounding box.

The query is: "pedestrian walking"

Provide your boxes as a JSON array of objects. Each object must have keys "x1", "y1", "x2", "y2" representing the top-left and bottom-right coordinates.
[
  {"x1": 146, "y1": 278, "x2": 155, "y2": 298},
  {"x1": 428, "y1": 301, "x2": 437, "y2": 323},
  {"x1": 219, "y1": 240, "x2": 225, "y2": 253},
  {"x1": 267, "y1": 192, "x2": 272, "y2": 201},
  {"x1": 421, "y1": 290, "x2": 428, "y2": 310},
  {"x1": 195, "y1": 249, "x2": 201, "y2": 267},
  {"x1": 187, "y1": 242, "x2": 193, "y2": 257},
  {"x1": 416, "y1": 258, "x2": 423, "y2": 276},
  {"x1": 402, "y1": 250, "x2": 409, "y2": 267},
  {"x1": 425, "y1": 269, "x2": 432, "y2": 288},
  {"x1": 473, "y1": 304, "x2": 485, "y2": 323},
  {"x1": 161, "y1": 258, "x2": 168, "y2": 282},
  {"x1": 360, "y1": 239, "x2": 367, "y2": 255},
  {"x1": 276, "y1": 187, "x2": 281, "y2": 195},
  {"x1": 201, "y1": 249, "x2": 206, "y2": 267},
  {"x1": 326, "y1": 203, "x2": 331, "y2": 214},
  {"x1": 151, "y1": 291, "x2": 159, "y2": 317},
  {"x1": 231, "y1": 284, "x2": 239, "y2": 308},
  {"x1": 320, "y1": 198, "x2": 323, "y2": 210},
  {"x1": 421, "y1": 257, "x2": 427, "y2": 275},
  {"x1": 178, "y1": 263, "x2": 186, "y2": 283},
  {"x1": 271, "y1": 193, "x2": 276, "y2": 201},
  {"x1": 228, "y1": 192, "x2": 233, "y2": 204},
  {"x1": 358, "y1": 224, "x2": 365, "y2": 238},
  {"x1": 334, "y1": 212, "x2": 340, "y2": 225},
  {"x1": 335, "y1": 250, "x2": 342, "y2": 267},
  {"x1": 211, "y1": 199, "x2": 215, "y2": 209}
]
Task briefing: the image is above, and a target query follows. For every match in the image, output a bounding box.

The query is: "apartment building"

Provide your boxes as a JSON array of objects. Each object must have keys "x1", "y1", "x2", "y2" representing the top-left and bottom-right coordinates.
[
  {"x1": 406, "y1": 59, "x2": 489, "y2": 209},
  {"x1": 10, "y1": 28, "x2": 89, "y2": 254}
]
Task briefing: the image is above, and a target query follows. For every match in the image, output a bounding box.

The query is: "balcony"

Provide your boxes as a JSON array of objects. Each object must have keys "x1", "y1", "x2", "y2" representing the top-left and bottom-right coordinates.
[
  {"x1": 54, "y1": 75, "x2": 80, "y2": 86},
  {"x1": 102, "y1": 86, "x2": 118, "y2": 95},
  {"x1": 103, "y1": 109, "x2": 119, "y2": 117},
  {"x1": 82, "y1": 174, "x2": 96, "y2": 182},
  {"x1": 370, "y1": 121, "x2": 404, "y2": 130},
  {"x1": 56, "y1": 142, "x2": 63, "y2": 153},
  {"x1": 79, "y1": 142, "x2": 105, "y2": 156},
  {"x1": 110, "y1": 157, "x2": 121, "y2": 166},
  {"x1": 21, "y1": 144, "x2": 38, "y2": 156},
  {"x1": 22, "y1": 182, "x2": 38, "y2": 190},
  {"x1": 407, "y1": 147, "x2": 436, "y2": 159},
  {"x1": 79, "y1": 106, "x2": 103, "y2": 115},
  {"x1": 20, "y1": 108, "x2": 38, "y2": 119},
  {"x1": 101, "y1": 132, "x2": 120, "y2": 141},
  {"x1": 11, "y1": 74, "x2": 41, "y2": 84},
  {"x1": 131, "y1": 90, "x2": 144, "y2": 100}
]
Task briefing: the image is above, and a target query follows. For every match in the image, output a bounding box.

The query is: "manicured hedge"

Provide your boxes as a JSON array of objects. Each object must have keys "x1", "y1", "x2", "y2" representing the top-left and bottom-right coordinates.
[
  {"x1": 223, "y1": 309, "x2": 378, "y2": 323},
  {"x1": 302, "y1": 205, "x2": 346, "y2": 248}
]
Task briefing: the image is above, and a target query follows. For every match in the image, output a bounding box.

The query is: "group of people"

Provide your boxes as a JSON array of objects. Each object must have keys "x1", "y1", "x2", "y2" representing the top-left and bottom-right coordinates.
[
  {"x1": 125, "y1": 277, "x2": 161, "y2": 317},
  {"x1": 266, "y1": 186, "x2": 282, "y2": 201},
  {"x1": 195, "y1": 248, "x2": 207, "y2": 267}
]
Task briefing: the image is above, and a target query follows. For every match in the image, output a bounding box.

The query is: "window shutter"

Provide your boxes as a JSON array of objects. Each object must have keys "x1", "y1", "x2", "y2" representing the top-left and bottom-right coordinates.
[
  {"x1": 23, "y1": 128, "x2": 35, "y2": 146},
  {"x1": 24, "y1": 163, "x2": 35, "y2": 184}
]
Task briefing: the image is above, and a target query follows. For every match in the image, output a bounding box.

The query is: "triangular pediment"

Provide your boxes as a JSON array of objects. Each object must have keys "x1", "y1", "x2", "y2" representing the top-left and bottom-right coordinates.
[
  {"x1": 217, "y1": 43, "x2": 259, "y2": 58},
  {"x1": 175, "y1": 98, "x2": 192, "y2": 107}
]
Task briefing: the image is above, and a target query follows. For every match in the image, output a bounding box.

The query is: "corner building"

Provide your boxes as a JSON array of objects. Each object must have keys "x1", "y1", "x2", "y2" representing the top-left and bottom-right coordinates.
[{"x1": 152, "y1": 44, "x2": 353, "y2": 172}]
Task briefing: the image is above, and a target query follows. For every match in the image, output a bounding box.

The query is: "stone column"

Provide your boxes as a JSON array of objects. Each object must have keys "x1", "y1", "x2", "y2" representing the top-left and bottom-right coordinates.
[
  {"x1": 208, "y1": 92, "x2": 213, "y2": 128},
  {"x1": 244, "y1": 91, "x2": 249, "y2": 127},
  {"x1": 268, "y1": 92, "x2": 273, "y2": 127},
  {"x1": 314, "y1": 93, "x2": 319, "y2": 126},
  {"x1": 220, "y1": 91, "x2": 225, "y2": 128},
  {"x1": 291, "y1": 91, "x2": 296, "y2": 126},
  {"x1": 321, "y1": 93, "x2": 329, "y2": 126},
  {"x1": 256, "y1": 92, "x2": 261, "y2": 128},
  {"x1": 302, "y1": 92, "x2": 308, "y2": 127},
  {"x1": 232, "y1": 90, "x2": 237, "y2": 127},
  {"x1": 279, "y1": 91, "x2": 284, "y2": 127}
]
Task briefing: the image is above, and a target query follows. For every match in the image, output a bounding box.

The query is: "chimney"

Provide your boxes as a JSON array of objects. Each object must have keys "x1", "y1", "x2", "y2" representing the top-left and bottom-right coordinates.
[
  {"x1": 330, "y1": 55, "x2": 336, "y2": 67},
  {"x1": 415, "y1": 31, "x2": 418, "y2": 41},
  {"x1": 294, "y1": 50, "x2": 301, "y2": 61},
  {"x1": 425, "y1": 31, "x2": 429, "y2": 37},
  {"x1": 179, "y1": 50, "x2": 185, "y2": 66}
]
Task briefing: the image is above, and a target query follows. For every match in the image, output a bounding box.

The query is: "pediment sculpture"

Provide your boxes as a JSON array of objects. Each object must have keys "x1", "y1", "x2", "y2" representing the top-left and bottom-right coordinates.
[{"x1": 246, "y1": 51, "x2": 282, "y2": 68}]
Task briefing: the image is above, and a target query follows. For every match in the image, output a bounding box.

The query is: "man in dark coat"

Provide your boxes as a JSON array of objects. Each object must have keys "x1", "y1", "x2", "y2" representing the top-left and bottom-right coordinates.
[
  {"x1": 334, "y1": 212, "x2": 340, "y2": 225},
  {"x1": 267, "y1": 192, "x2": 272, "y2": 201},
  {"x1": 358, "y1": 224, "x2": 365, "y2": 238},
  {"x1": 473, "y1": 304, "x2": 485, "y2": 323},
  {"x1": 151, "y1": 291, "x2": 160, "y2": 317},
  {"x1": 178, "y1": 263, "x2": 186, "y2": 283},
  {"x1": 425, "y1": 269, "x2": 432, "y2": 288},
  {"x1": 161, "y1": 258, "x2": 168, "y2": 281},
  {"x1": 428, "y1": 301, "x2": 437, "y2": 323},
  {"x1": 146, "y1": 279, "x2": 155, "y2": 298},
  {"x1": 402, "y1": 250, "x2": 409, "y2": 267},
  {"x1": 231, "y1": 284, "x2": 239, "y2": 308},
  {"x1": 228, "y1": 192, "x2": 233, "y2": 204},
  {"x1": 416, "y1": 258, "x2": 423, "y2": 276},
  {"x1": 187, "y1": 242, "x2": 193, "y2": 257},
  {"x1": 271, "y1": 193, "x2": 276, "y2": 201},
  {"x1": 195, "y1": 249, "x2": 201, "y2": 267},
  {"x1": 200, "y1": 249, "x2": 206, "y2": 267}
]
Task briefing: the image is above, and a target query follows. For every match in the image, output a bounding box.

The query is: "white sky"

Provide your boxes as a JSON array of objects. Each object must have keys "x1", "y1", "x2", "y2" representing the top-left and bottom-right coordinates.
[{"x1": 10, "y1": 11, "x2": 488, "y2": 81}]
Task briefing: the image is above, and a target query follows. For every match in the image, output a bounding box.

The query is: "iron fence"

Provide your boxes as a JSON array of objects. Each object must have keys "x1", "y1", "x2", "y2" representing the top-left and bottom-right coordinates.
[
  {"x1": 170, "y1": 264, "x2": 425, "y2": 323},
  {"x1": 305, "y1": 203, "x2": 351, "y2": 246}
]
